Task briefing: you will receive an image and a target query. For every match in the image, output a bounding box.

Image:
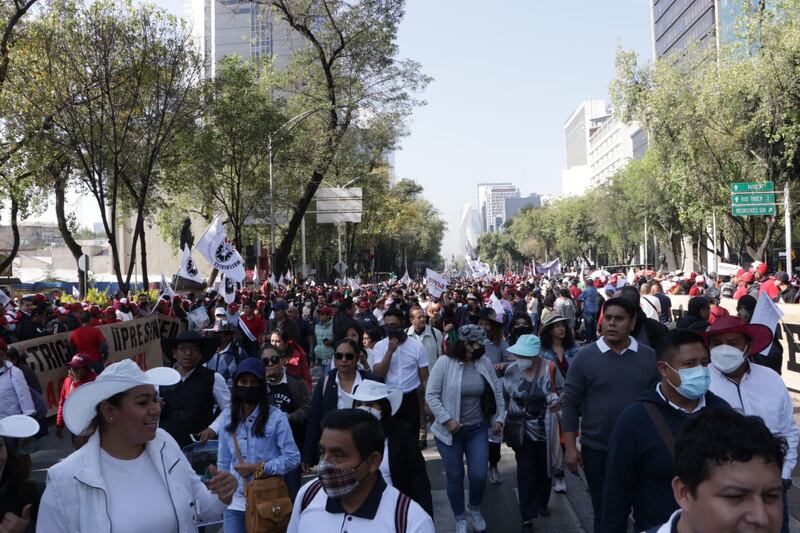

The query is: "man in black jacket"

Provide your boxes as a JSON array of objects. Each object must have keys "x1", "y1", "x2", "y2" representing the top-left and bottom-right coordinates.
[
  {"x1": 674, "y1": 297, "x2": 710, "y2": 332},
  {"x1": 160, "y1": 331, "x2": 230, "y2": 448},
  {"x1": 601, "y1": 330, "x2": 729, "y2": 532},
  {"x1": 262, "y1": 344, "x2": 311, "y2": 499}
]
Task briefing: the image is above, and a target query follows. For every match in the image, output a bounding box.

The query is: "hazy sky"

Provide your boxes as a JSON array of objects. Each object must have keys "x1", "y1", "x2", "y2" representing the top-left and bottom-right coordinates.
[{"x1": 38, "y1": 0, "x2": 653, "y2": 260}]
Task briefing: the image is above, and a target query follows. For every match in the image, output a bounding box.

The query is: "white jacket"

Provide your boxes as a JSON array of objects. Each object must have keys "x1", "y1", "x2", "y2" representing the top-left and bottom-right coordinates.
[{"x1": 36, "y1": 428, "x2": 229, "y2": 533}]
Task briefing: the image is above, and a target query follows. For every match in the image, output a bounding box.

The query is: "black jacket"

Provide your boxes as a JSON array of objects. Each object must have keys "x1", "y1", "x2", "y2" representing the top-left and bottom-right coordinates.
[
  {"x1": 601, "y1": 386, "x2": 729, "y2": 532},
  {"x1": 674, "y1": 313, "x2": 709, "y2": 332},
  {"x1": 383, "y1": 417, "x2": 433, "y2": 517},
  {"x1": 632, "y1": 310, "x2": 669, "y2": 350},
  {"x1": 302, "y1": 368, "x2": 381, "y2": 464}
]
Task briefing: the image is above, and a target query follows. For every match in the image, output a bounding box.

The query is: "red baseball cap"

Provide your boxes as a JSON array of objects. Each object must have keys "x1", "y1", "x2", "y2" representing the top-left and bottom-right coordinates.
[
  {"x1": 319, "y1": 305, "x2": 333, "y2": 315},
  {"x1": 66, "y1": 354, "x2": 92, "y2": 368},
  {"x1": 742, "y1": 271, "x2": 755, "y2": 283}
]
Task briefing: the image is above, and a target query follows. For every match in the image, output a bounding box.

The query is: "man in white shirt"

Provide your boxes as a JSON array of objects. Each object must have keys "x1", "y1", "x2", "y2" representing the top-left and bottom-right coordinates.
[
  {"x1": 288, "y1": 409, "x2": 434, "y2": 533},
  {"x1": 0, "y1": 359, "x2": 35, "y2": 420},
  {"x1": 640, "y1": 284, "x2": 662, "y2": 322},
  {"x1": 406, "y1": 306, "x2": 442, "y2": 449},
  {"x1": 704, "y1": 316, "x2": 798, "y2": 532},
  {"x1": 369, "y1": 308, "x2": 429, "y2": 441}
]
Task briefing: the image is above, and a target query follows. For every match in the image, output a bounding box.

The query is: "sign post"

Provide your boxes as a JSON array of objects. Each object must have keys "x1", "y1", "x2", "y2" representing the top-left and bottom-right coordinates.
[
  {"x1": 731, "y1": 182, "x2": 777, "y2": 217},
  {"x1": 786, "y1": 182, "x2": 793, "y2": 275}
]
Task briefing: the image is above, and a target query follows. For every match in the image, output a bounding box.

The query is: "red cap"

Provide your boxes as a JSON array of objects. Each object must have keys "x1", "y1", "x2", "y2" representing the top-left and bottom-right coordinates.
[
  {"x1": 66, "y1": 354, "x2": 92, "y2": 368},
  {"x1": 228, "y1": 303, "x2": 240, "y2": 312},
  {"x1": 756, "y1": 263, "x2": 769, "y2": 274},
  {"x1": 742, "y1": 271, "x2": 755, "y2": 283},
  {"x1": 319, "y1": 305, "x2": 333, "y2": 315},
  {"x1": 358, "y1": 300, "x2": 370, "y2": 309}
]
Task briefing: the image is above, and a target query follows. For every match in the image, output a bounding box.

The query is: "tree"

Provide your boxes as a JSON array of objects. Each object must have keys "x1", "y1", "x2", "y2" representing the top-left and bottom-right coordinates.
[
  {"x1": 8, "y1": 0, "x2": 202, "y2": 292},
  {"x1": 257, "y1": 0, "x2": 430, "y2": 275}
]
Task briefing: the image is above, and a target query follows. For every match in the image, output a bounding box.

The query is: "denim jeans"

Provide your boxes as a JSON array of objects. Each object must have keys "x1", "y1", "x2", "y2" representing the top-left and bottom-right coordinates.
[
  {"x1": 581, "y1": 446, "x2": 607, "y2": 533},
  {"x1": 583, "y1": 312, "x2": 597, "y2": 343},
  {"x1": 223, "y1": 509, "x2": 246, "y2": 533},
  {"x1": 435, "y1": 422, "x2": 489, "y2": 521},
  {"x1": 514, "y1": 438, "x2": 552, "y2": 522}
]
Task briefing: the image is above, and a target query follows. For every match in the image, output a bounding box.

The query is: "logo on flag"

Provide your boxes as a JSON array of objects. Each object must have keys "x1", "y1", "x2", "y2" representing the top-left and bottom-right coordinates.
[
  {"x1": 178, "y1": 245, "x2": 204, "y2": 283},
  {"x1": 221, "y1": 274, "x2": 239, "y2": 304},
  {"x1": 196, "y1": 216, "x2": 245, "y2": 282}
]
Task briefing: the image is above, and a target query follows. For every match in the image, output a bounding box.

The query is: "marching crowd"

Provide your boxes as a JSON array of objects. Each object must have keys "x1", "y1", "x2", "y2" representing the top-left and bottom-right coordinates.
[{"x1": 0, "y1": 260, "x2": 798, "y2": 532}]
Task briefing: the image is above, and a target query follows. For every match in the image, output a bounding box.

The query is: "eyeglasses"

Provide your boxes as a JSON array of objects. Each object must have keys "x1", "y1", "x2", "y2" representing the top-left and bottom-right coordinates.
[
  {"x1": 334, "y1": 352, "x2": 356, "y2": 361},
  {"x1": 261, "y1": 355, "x2": 283, "y2": 365}
]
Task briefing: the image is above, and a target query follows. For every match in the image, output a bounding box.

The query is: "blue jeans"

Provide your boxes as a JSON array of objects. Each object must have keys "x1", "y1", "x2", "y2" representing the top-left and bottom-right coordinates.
[
  {"x1": 435, "y1": 422, "x2": 489, "y2": 521},
  {"x1": 529, "y1": 313, "x2": 540, "y2": 334},
  {"x1": 583, "y1": 312, "x2": 597, "y2": 343},
  {"x1": 223, "y1": 509, "x2": 246, "y2": 533}
]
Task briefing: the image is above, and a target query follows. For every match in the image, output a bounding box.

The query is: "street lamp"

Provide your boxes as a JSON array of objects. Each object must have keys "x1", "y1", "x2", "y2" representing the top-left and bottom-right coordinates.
[{"x1": 267, "y1": 105, "x2": 345, "y2": 276}]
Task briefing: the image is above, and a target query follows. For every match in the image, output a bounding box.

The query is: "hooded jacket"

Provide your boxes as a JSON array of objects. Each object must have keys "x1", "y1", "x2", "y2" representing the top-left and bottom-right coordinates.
[{"x1": 600, "y1": 385, "x2": 729, "y2": 533}]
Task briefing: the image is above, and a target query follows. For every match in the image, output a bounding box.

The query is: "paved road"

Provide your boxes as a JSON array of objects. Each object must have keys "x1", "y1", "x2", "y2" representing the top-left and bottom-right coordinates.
[{"x1": 23, "y1": 390, "x2": 800, "y2": 532}]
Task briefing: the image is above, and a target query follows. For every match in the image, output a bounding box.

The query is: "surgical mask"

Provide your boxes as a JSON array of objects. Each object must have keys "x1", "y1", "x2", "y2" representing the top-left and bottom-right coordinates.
[
  {"x1": 666, "y1": 363, "x2": 710, "y2": 399},
  {"x1": 317, "y1": 460, "x2": 367, "y2": 498},
  {"x1": 234, "y1": 385, "x2": 263, "y2": 405},
  {"x1": 357, "y1": 405, "x2": 382, "y2": 420},
  {"x1": 516, "y1": 358, "x2": 533, "y2": 370},
  {"x1": 710, "y1": 344, "x2": 747, "y2": 374}
]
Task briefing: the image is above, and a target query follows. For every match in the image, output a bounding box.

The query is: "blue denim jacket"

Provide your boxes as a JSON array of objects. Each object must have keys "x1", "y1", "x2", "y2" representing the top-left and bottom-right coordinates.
[{"x1": 217, "y1": 404, "x2": 301, "y2": 510}]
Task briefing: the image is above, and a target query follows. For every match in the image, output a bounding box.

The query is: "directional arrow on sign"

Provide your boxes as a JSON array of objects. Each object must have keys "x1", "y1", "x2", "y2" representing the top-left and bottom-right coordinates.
[{"x1": 333, "y1": 261, "x2": 348, "y2": 276}]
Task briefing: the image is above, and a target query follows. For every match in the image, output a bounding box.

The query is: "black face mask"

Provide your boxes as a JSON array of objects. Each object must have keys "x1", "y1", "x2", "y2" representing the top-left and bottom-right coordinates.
[
  {"x1": 385, "y1": 326, "x2": 407, "y2": 343},
  {"x1": 513, "y1": 326, "x2": 534, "y2": 337},
  {"x1": 234, "y1": 385, "x2": 263, "y2": 405},
  {"x1": 471, "y1": 345, "x2": 486, "y2": 359}
]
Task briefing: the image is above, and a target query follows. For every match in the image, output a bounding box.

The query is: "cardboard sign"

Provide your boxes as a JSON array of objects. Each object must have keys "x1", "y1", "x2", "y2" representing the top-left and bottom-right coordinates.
[
  {"x1": 12, "y1": 315, "x2": 185, "y2": 417},
  {"x1": 426, "y1": 268, "x2": 448, "y2": 298}
]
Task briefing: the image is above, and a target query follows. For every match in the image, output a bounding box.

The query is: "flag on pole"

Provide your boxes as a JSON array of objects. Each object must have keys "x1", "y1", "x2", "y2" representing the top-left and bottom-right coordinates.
[
  {"x1": 278, "y1": 274, "x2": 286, "y2": 288},
  {"x1": 72, "y1": 285, "x2": 80, "y2": 299},
  {"x1": 252, "y1": 269, "x2": 260, "y2": 287},
  {"x1": 425, "y1": 268, "x2": 448, "y2": 298},
  {"x1": 221, "y1": 274, "x2": 238, "y2": 304},
  {"x1": 178, "y1": 245, "x2": 204, "y2": 283},
  {"x1": 195, "y1": 216, "x2": 246, "y2": 282},
  {"x1": 349, "y1": 278, "x2": 361, "y2": 291},
  {"x1": 399, "y1": 271, "x2": 411, "y2": 285},
  {"x1": 160, "y1": 273, "x2": 176, "y2": 300},
  {"x1": 269, "y1": 274, "x2": 278, "y2": 289},
  {"x1": 285, "y1": 270, "x2": 293, "y2": 283},
  {"x1": 489, "y1": 292, "x2": 506, "y2": 321}
]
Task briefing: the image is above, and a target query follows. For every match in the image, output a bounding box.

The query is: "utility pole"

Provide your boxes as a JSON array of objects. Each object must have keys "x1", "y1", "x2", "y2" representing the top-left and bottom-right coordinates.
[{"x1": 785, "y1": 182, "x2": 792, "y2": 275}]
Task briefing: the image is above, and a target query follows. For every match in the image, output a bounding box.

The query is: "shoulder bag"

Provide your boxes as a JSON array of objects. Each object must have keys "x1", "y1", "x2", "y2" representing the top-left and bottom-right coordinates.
[{"x1": 232, "y1": 431, "x2": 293, "y2": 533}]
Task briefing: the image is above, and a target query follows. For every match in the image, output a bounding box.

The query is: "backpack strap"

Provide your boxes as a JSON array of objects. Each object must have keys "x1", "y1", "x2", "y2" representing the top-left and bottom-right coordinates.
[
  {"x1": 301, "y1": 479, "x2": 323, "y2": 513},
  {"x1": 643, "y1": 402, "x2": 675, "y2": 460},
  {"x1": 394, "y1": 492, "x2": 411, "y2": 533}
]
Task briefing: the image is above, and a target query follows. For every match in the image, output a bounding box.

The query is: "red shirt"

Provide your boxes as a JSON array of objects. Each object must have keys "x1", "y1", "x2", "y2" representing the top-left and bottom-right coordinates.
[
  {"x1": 569, "y1": 286, "x2": 582, "y2": 301},
  {"x1": 69, "y1": 325, "x2": 106, "y2": 362},
  {"x1": 57, "y1": 372, "x2": 96, "y2": 427},
  {"x1": 759, "y1": 280, "x2": 780, "y2": 301},
  {"x1": 240, "y1": 314, "x2": 267, "y2": 341}
]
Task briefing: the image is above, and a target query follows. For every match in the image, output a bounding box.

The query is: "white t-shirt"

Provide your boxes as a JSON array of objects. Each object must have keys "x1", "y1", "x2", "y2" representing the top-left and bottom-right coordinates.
[
  {"x1": 369, "y1": 338, "x2": 429, "y2": 393},
  {"x1": 99, "y1": 448, "x2": 179, "y2": 533},
  {"x1": 641, "y1": 294, "x2": 662, "y2": 321}
]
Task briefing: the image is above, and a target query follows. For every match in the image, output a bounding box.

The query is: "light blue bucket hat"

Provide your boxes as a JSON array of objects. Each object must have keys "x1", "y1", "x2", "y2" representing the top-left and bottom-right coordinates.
[{"x1": 507, "y1": 334, "x2": 542, "y2": 358}]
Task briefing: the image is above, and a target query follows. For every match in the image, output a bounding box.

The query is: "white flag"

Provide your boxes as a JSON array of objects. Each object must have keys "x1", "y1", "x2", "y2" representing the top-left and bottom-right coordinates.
[
  {"x1": 195, "y1": 216, "x2": 246, "y2": 282},
  {"x1": 425, "y1": 268, "x2": 448, "y2": 298},
  {"x1": 751, "y1": 291, "x2": 784, "y2": 355},
  {"x1": 72, "y1": 286, "x2": 80, "y2": 299},
  {"x1": 278, "y1": 274, "x2": 286, "y2": 288},
  {"x1": 221, "y1": 274, "x2": 238, "y2": 304},
  {"x1": 490, "y1": 292, "x2": 506, "y2": 321},
  {"x1": 399, "y1": 271, "x2": 411, "y2": 285},
  {"x1": 178, "y1": 245, "x2": 204, "y2": 283},
  {"x1": 252, "y1": 269, "x2": 260, "y2": 287},
  {"x1": 269, "y1": 274, "x2": 278, "y2": 289},
  {"x1": 349, "y1": 278, "x2": 361, "y2": 291},
  {"x1": 160, "y1": 273, "x2": 176, "y2": 300},
  {"x1": 285, "y1": 270, "x2": 293, "y2": 282},
  {"x1": 0, "y1": 289, "x2": 10, "y2": 310}
]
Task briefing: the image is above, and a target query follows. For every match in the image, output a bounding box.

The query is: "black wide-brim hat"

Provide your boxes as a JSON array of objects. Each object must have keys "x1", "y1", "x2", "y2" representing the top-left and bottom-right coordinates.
[{"x1": 162, "y1": 330, "x2": 218, "y2": 364}]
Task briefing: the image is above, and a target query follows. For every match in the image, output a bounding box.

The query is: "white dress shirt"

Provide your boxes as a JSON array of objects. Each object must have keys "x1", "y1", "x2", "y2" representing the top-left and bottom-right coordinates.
[
  {"x1": 0, "y1": 361, "x2": 35, "y2": 418},
  {"x1": 406, "y1": 325, "x2": 443, "y2": 368},
  {"x1": 369, "y1": 337, "x2": 429, "y2": 393},
  {"x1": 335, "y1": 371, "x2": 363, "y2": 409},
  {"x1": 709, "y1": 362, "x2": 799, "y2": 478},
  {"x1": 192, "y1": 369, "x2": 231, "y2": 436}
]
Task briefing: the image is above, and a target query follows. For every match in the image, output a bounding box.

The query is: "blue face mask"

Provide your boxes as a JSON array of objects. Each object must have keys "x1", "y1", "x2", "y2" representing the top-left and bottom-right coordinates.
[{"x1": 666, "y1": 363, "x2": 710, "y2": 400}]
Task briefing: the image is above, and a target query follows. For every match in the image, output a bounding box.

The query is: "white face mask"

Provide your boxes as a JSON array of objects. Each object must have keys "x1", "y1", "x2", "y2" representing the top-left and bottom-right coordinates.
[
  {"x1": 710, "y1": 344, "x2": 747, "y2": 374},
  {"x1": 516, "y1": 358, "x2": 533, "y2": 370},
  {"x1": 357, "y1": 405, "x2": 382, "y2": 420}
]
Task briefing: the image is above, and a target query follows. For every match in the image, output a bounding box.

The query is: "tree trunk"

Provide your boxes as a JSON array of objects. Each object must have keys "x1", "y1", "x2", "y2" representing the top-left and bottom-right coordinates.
[
  {"x1": 274, "y1": 169, "x2": 325, "y2": 275},
  {"x1": 54, "y1": 176, "x2": 86, "y2": 294},
  {"x1": 0, "y1": 197, "x2": 20, "y2": 274},
  {"x1": 139, "y1": 217, "x2": 149, "y2": 291}
]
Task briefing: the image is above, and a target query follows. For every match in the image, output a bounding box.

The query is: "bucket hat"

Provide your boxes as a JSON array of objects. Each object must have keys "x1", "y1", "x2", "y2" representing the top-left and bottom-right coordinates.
[
  {"x1": 538, "y1": 313, "x2": 570, "y2": 333},
  {"x1": 63, "y1": 359, "x2": 179, "y2": 435},
  {"x1": 507, "y1": 334, "x2": 542, "y2": 358},
  {"x1": 342, "y1": 380, "x2": 403, "y2": 415},
  {"x1": 0, "y1": 415, "x2": 39, "y2": 438},
  {"x1": 457, "y1": 324, "x2": 490, "y2": 345},
  {"x1": 162, "y1": 330, "x2": 218, "y2": 364}
]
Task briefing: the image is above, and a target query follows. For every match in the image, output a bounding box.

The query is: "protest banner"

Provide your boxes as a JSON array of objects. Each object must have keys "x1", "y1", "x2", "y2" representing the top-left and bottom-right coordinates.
[
  {"x1": 425, "y1": 268, "x2": 448, "y2": 298},
  {"x1": 668, "y1": 295, "x2": 800, "y2": 391},
  {"x1": 11, "y1": 315, "x2": 185, "y2": 417}
]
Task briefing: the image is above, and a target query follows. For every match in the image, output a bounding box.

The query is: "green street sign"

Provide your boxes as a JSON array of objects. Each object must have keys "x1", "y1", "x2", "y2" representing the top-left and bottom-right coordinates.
[
  {"x1": 730, "y1": 181, "x2": 774, "y2": 193},
  {"x1": 732, "y1": 205, "x2": 776, "y2": 216},
  {"x1": 731, "y1": 193, "x2": 775, "y2": 204}
]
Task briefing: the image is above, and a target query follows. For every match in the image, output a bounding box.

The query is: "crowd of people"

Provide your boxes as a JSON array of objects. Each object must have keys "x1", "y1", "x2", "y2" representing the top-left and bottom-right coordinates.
[{"x1": 0, "y1": 259, "x2": 798, "y2": 532}]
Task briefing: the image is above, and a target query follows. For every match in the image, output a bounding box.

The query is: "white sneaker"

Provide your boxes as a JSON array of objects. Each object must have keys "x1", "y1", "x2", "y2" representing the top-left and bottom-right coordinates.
[
  {"x1": 466, "y1": 505, "x2": 487, "y2": 532},
  {"x1": 456, "y1": 519, "x2": 468, "y2": 533},
  {"x1": 488, "y1": 466, "x2": 502, "y2": 484},
  {"x1": 554, "y1": 476, "x2": 567, "y2": 494}
]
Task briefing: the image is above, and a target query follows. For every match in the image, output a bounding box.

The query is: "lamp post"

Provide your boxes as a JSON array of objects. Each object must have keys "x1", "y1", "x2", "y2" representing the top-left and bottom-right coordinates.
[{"x1": 266, "y1": 106, "x2": 343, "y2": 276}]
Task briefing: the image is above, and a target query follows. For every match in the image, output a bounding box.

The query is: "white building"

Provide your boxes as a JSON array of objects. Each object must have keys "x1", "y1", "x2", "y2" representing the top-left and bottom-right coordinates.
[
  {"x1": 561, "y1": 100, "x2": 609, "y2": 196},
  {"x1": 587, "y1": 114, "x2": 642, "y2": 188},
  {"x1": 477, "y1": 183, "x2": 520, "y2": 233},
  {"x1": 181, "y1": 0, "x2": 302, "y2": 78},
  {"x1": 459, "y1": 204, "x2": 481, "y2": 258}
]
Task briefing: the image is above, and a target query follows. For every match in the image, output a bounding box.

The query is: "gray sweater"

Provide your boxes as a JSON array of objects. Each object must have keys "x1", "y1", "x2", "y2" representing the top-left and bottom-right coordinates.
[{"x1": 561, "y1": 337, "x2": 659, "y2": 452}]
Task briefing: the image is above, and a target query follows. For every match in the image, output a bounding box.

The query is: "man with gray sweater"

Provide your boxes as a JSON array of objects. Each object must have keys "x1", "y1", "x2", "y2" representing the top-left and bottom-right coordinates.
[{"x1": 561, "y1": 297, "x2": 659, "y2": 533}]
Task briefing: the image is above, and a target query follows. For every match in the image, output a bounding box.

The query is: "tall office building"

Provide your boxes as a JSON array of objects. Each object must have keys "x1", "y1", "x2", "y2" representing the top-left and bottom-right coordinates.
[
  {"x1": 561, "y1": 100, "x2": 609, "y2": 196},
  {"x1": 477, "y1": 183, "x2": 520, "y2": 233},
  {"x1": 459, "y1": 204, "x2": 481, "y2": 258},
  {"x1": 181, "y1": 0, "x2": 301, "y2": 78},
  {"x1": 651, "y1": 0, "x2": 748, "y2": 59},
  {"x1": 587, "y1": 115, "x2": 642, "y2": 188}
]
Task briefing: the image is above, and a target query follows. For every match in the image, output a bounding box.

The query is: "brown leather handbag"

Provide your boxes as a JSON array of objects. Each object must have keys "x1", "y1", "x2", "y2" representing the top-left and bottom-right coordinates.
[{"x1": 232, "y1": 432, "x2": 293, "y2": 533}]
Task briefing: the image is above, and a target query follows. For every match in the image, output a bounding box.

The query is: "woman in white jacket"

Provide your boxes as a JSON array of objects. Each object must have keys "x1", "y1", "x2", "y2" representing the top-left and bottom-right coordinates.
[
  {"x1": 425, "y1": 325, "x2": 505, "y2": 533},
  {"x1": 36, "y1": 359, "x2": 237, "y2": 533}
]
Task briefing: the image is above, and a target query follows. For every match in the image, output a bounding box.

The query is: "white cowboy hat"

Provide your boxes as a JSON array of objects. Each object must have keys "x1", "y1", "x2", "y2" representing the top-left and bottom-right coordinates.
[
  {"x1": 63, "y1": 359, "x2": 179, "y2": 435},
  {"x1": 342, "y1": 380, "x2": 403, "y2": 416},
  {"x1": 0, "y1": 415, "x2": 39, "y2": 438}
]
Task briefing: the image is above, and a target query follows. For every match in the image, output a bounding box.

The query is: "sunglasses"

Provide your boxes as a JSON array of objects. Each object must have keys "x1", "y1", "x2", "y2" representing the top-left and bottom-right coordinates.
[
  {"x1": 334, "y1": 351, "x2": 356, "y2": 361},
  {"x1": 261, "y1": 355, "x2": 283, "y2": 365}
]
